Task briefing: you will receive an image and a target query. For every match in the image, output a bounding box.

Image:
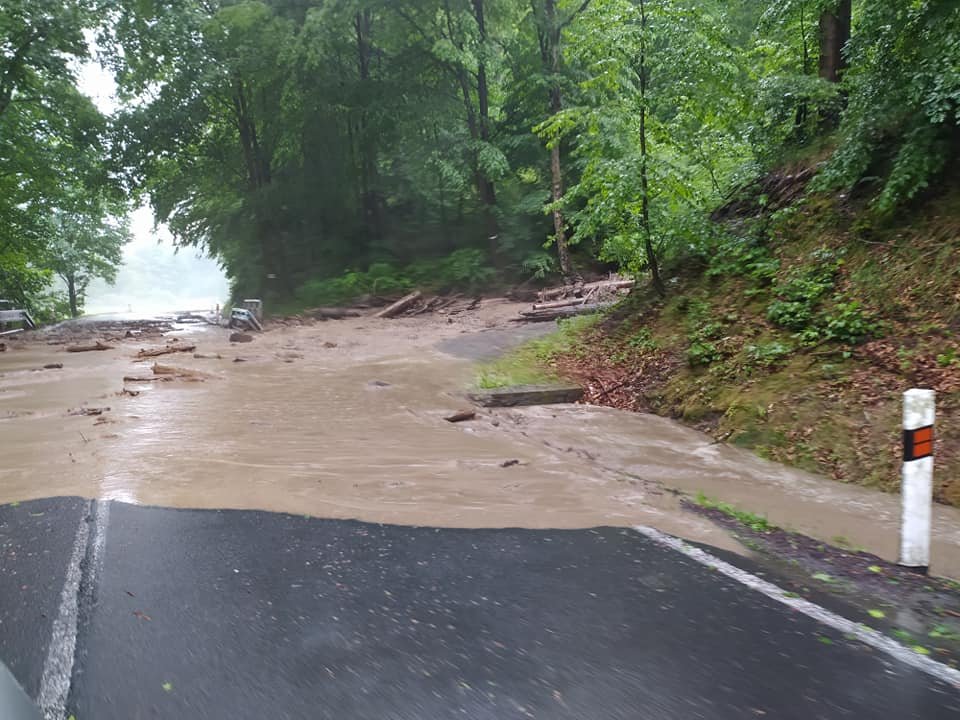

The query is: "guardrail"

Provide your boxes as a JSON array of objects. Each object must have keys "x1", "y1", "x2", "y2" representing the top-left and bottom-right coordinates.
[{"x1": 0, "y1": 308, "x2": 37, "y2": 331}]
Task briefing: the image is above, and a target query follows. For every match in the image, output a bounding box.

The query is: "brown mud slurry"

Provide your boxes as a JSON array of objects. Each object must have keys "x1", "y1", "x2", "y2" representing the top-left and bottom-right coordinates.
[{"x1": 2, "y1": 300, "x2": 960, "y2": 577}]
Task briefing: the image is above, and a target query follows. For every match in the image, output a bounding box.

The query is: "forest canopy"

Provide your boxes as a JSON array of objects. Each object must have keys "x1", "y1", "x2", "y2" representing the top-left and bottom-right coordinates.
[{"x1": 2, "y1": 0, "x2": 958, "y2": 315}]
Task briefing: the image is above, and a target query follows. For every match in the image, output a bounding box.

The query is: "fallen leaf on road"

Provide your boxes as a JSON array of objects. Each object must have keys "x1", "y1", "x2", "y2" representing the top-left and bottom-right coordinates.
[
  {"x1": 867, "y1": 609, "x2": 885, "y2": 619},
  {"x1": 162, "y1": 682, "x2": 173, "y2": 692},
  {"x1": 133, "y1": 610, "x2": 152, "y2": 621}
]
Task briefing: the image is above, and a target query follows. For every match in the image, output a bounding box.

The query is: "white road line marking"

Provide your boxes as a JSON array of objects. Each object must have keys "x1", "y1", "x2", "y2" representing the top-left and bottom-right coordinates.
[
  {"x1": 87, "y1": 501, "x2": 110, "y2": 589},
  {"x1": 37, "y1": 503, "x2": 91, "y2": 720},
  {"x1": 633, "y1": 524, "x2": 960, "y2": 689}
]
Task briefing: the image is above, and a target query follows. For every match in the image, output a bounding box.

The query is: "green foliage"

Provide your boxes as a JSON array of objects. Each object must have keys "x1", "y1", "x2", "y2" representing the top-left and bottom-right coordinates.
[
  {"x1": 764, "y1": 249, "x2": 877, "y2": 345},
  {"x1": 937, "y1": 349, "x2": 960, "y2": 368},
  {"x1": 706, "y1": 231, "x2": 780, "y2": 286},
  {"x1": 687, "y1": 341, "x2": 722, "y2": 367},
  {"x1": 626, "y1": 327, "x2": 659, "y2": 353},
  {"x1": 815, "y1": 2, "x2": 960, "y2": 213},
  {"x1": 766, "y1": 249, "x2": 840, "y2": 330},
  {"x1": 294, "y1": 265, "x2": 413, "y2": 308},
  {"x1": 745, "y1": 341, "x2": 792, "y2": 368},
  {"x1": 818, "y1": 300, "x2": 877, "y2": 345},
  {"x1": 293, "y1": 250, "x2": 495, "y2": 307},
  {"x1": 0, "y1": 0, "x2": 128, "y2": 319},
  {"x1": 2, "y1": 0, "x2": 946, "y2": 322},
  {"x1": 520, "y1": 251, "x2": 557, "y2": 280},
  {"x1": 408, "y1": 249, "x2": 496, "y2": 290},
  {"x1": 683, "y1": 298, "x2": 727, "y2": 366}
]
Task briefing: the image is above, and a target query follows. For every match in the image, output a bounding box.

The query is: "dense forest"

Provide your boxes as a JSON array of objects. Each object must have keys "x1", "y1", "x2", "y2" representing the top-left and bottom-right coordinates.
[{"x1": 2, "y1": 0, "x2": 956, "y2": 318}]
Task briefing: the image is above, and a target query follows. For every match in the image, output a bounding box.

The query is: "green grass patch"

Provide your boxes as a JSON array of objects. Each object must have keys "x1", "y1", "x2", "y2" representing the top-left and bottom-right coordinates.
[
  {"x1": 693, "y1": 492, "x2": 777, "y2": 533},
  {"x1": 474, "y1": 315, "x2": 599, "y2": 389}
]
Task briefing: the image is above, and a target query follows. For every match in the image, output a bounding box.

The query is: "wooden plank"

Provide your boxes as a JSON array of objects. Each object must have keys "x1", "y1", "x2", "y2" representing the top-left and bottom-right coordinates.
[
  {"x1": 375, "y1": 290, "x2": 422, "y2": 319},
  {"x1": 468, "y1": 384, "x2": 584, "y2": 407}
]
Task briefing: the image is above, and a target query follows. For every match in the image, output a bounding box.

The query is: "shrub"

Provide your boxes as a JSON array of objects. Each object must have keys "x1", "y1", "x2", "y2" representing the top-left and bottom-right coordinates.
[
  {"x1": 688, "y1": 340, "x2": 721, "y2": 366},
  {"x1": 745, "y1": 341, "x2": 792, "y2": 368}
]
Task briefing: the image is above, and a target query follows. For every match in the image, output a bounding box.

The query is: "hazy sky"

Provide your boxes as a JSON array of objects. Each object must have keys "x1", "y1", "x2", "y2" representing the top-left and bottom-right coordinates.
[{"x1": 77, "y1": 58, "x2": 230, "y2": 315}]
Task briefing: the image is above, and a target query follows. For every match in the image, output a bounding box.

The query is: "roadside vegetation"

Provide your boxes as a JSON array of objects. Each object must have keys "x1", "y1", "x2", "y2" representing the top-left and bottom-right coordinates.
[{"x1": 550, "y1": 175, "x2": 960, "y2": 505}]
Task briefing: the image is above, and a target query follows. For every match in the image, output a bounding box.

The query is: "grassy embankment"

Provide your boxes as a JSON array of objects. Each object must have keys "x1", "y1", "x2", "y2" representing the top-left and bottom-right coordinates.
[{"x1": 477, "y1": 170, "x2": 960, "y2": 504}]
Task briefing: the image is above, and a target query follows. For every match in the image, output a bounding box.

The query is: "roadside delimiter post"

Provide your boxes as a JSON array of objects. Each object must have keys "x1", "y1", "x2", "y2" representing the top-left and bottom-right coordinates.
[{"x1": 899, "y1": 388, "x2": 935, "y2": 573}]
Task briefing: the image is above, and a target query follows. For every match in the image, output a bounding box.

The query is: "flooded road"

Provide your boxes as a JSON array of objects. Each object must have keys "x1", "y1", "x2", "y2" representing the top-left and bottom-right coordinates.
[{"x1": 3, "y1": 301, "x2": 960, "y2": 575}]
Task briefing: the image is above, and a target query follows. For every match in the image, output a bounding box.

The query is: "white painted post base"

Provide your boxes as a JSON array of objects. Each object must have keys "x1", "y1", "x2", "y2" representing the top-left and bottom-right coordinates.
[{"x1": 899, "y1": 389, "x2": 935, "y2": 572}]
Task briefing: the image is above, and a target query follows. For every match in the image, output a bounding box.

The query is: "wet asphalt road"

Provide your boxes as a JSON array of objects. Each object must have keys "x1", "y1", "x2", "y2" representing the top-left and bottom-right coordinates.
[{"x1": 1, "y1": 498, "x2": 959, "y2": 719}]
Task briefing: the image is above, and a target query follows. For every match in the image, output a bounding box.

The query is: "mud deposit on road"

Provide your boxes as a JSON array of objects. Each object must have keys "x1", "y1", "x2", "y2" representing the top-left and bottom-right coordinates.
[{"x1": 3, "y1": 301, "x2": 960, "y2": 576}]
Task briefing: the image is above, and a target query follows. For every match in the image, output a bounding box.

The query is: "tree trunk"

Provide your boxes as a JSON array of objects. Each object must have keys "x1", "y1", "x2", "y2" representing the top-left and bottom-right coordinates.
[
  {"x1": 355, "y1": 9, "x2": 383, "y2": 244},
  {"x1": 471, "y1": 0, "x2": 501, "y2": 264},
  {"x1": 549, "y1": 137, "x2": 573, "y2": 277},
  {"x1": 819, "y1": 0, "x2": 851, "y2": 83},
  {"x1": 542, "y1": 0, "x2": 574, "y2": 278},
  {"x1": 67, "y1": 274, "x2": 79, "y2": 318},
  {"x1": 793, "y1": 1, "x2": 811, "y2": 137},
  {"x1": 638, "y1": 0, "x2": 664, "y2": 297}
]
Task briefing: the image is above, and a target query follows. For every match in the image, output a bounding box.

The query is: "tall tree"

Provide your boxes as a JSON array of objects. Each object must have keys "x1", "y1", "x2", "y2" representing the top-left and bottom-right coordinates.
[
  {"x1": 560, "y1": 0, "x2": 750, "y2": 291},
  {"x1": 0, "y1": 0, "x2": 125, "y2": 317},
  {"x1": 635, "y1": 0, "x2": 663, "y2": 296},
  {"x1": 44, "y1": 211, "x2": 130, "y2": 317},
  {"x1": 818, "y1": 0, "x2": 851, "y2": 83},
  {"x1": 531, "y1": 0, "x2": 591, "y2": 278}
]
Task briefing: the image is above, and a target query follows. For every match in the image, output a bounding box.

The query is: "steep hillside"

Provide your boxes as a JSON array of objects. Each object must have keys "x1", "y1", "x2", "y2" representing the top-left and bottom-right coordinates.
[{"x1": 554, "y1": 174, "x2": 960, "y2": 504}]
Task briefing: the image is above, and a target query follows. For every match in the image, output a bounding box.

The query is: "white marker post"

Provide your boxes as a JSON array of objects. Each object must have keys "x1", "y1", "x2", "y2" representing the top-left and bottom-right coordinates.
[{"x1": 900, "y1": 389, "x2": 935, "y2": 572}]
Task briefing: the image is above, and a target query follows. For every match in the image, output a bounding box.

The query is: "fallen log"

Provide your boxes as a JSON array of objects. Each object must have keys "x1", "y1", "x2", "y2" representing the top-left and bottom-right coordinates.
[
  {"x1": 123, "y1": 376, "x2": 173, "y2": 383},
  {"x1": 468, "y1": 384, "x2": 584, "y2": 407},
  {"x1": 531, "y1": 297, "x2": 590, "y2": 311},
  {"x1": 375, "y1": 290, "x2": 422, "y2": 318},
  {"x1": 66, "y1": 341, "x2": 113, "y2": 353},
  {"x1": 444, "y1": 410, "x2": 477, "y2": 423},
  {"x1": 152, "y1": 363, "x2": 209, "y2": 381},
  {"x1": 135, "y1": 344, "x2": 196, "y2": 359},
  {"x1": 514, "y1": 302, "x2": 615, "y2": 322},
  {"x1": 537, "y1": 278, "x2": 634, "y2": 301},
  {"x1": 413, "y1": 296, "x2": 443, "y2": 316}
]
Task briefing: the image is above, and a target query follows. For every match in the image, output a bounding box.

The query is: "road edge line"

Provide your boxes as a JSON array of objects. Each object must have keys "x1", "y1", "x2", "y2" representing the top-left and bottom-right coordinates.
[
  {"x1": 633, "y1": 524, "x2": 960, "y2": 689},
  {"x1": 37, "y1": 501, "x2": 92, "y2": 720}
]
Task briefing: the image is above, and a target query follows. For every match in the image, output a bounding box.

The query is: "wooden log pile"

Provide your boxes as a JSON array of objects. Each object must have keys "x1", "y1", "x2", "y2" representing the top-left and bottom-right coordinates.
[
  {"x1": 374, "y1": 291, "x2": 480, "y2": 319},
  {"x1": 513, "y1": 276, "x2": 634, "y2": 322}
]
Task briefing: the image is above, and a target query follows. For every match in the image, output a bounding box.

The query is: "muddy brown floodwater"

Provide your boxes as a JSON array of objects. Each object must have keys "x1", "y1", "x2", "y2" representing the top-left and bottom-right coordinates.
[{"x1": 3, "y1": 300, "x2": 960, "y2": 576}]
